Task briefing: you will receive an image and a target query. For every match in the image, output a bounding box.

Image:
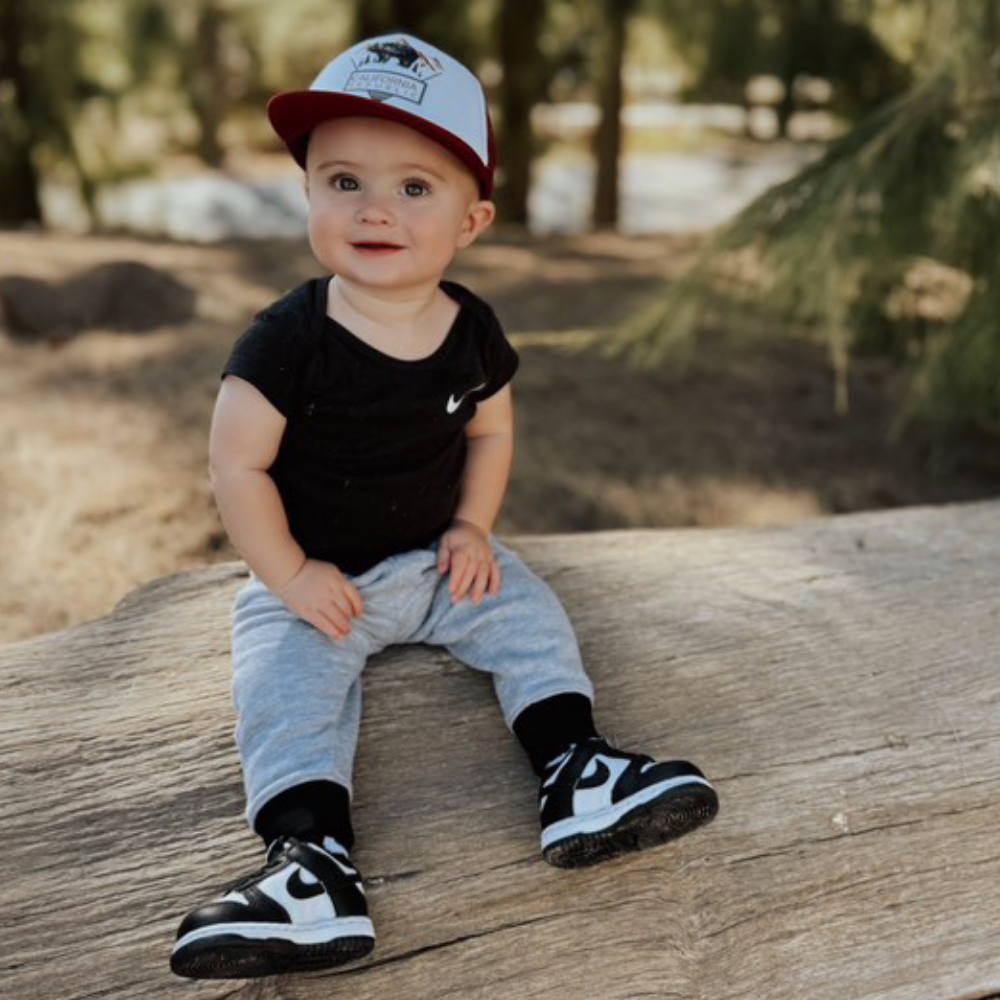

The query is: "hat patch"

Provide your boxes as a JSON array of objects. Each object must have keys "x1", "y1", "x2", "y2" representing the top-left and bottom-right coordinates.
[{"x1": 345, "y1": 38, "x2": 443, "y2": 107}]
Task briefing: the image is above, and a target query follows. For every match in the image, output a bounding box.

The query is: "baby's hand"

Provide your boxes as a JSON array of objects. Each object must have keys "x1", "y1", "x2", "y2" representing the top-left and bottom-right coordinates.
[
  {"x1": 276, "y1": 559, "x2": 363, "y2": 640},
  {"x1": 438, "y1": 519, "x2": 501, "y2": 606}
]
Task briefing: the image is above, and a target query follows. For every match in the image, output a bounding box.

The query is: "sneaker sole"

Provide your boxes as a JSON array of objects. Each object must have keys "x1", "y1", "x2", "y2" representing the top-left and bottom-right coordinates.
[
  {"x1": 543, "y1": 781, "x2": 719, "y2": 869},
  {"x1": 171, "y1": 930, "x2": 374, "y2": 980}
]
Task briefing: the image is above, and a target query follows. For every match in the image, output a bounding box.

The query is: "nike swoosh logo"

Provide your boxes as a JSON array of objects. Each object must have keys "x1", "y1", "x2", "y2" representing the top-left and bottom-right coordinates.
[
  {"x1": 446, "y1": 382, "x2": 487, "y2": 414},
  {"x1": 286, "y1": 869, "x2": 325, "y2": 900},
  {"x1": 576, "y1": 759, "x2": 612, "y2": 790}
]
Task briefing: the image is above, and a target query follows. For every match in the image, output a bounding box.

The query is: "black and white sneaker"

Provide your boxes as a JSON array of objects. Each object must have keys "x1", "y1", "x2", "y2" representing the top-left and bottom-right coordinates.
[
  {"x1": 539, "y1": 738, "x2": 719, "y2": 868},
  {"x1": 170, "y1": 837, "x2": 375, "y2": 979}
]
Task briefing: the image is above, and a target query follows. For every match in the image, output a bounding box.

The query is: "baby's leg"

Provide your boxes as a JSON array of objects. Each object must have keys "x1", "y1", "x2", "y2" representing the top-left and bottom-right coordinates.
[
  {"x1": 171, "y1": 576, "x2": 379, "y2": 980},
  {"x1": 231, "y1": 575, "x2": 370, "y2": 838},
  {"x1": 418, "y1": 538, "x2": 596, "y2": 751},
  {"x1": 421, "y1": 541, "x2": 718, "y2": 868}
]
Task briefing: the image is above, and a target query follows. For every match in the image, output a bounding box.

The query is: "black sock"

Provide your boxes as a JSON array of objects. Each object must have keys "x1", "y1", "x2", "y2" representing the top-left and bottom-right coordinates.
[
  {"x1": 512, "y1": 693, "x2": 599, "y2": 776},
  {"x1": 253, "y1": 780, "x2": 354, "y2": 852}
]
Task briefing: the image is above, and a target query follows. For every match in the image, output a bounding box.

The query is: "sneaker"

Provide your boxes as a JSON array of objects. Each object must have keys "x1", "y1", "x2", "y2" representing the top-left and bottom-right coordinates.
[
  {"x1": 539, "y1": 737, "x2": 719, "y2": 868},
  {"x1": 170, "y1": 837, "x2": 375, "y2": 979}
]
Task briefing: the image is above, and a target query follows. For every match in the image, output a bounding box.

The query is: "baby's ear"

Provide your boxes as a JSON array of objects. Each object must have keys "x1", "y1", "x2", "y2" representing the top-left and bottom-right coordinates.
[{"x1": 459, "y1": 200, "x2": 496, "y2": 247}]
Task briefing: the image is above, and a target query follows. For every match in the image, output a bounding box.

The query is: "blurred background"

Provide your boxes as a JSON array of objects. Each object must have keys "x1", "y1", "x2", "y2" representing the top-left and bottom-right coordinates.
[
  {"x1": 1, "y1": 0, "x2": 924, "y2": 235},
  {"x1": 1, "y1": 0, "x2": 998, "y2": 642}
]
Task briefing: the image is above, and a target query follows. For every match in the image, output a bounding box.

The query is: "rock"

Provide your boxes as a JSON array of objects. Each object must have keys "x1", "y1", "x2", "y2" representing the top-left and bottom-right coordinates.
[
  {"x1": 0, "y1": 261, "x2": 196, "y2": 341},
  {"x1": 0, "y1": 275, "x2": 74, "y2": 340}
]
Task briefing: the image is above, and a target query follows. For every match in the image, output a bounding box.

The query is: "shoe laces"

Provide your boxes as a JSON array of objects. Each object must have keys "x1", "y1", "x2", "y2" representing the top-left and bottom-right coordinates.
[
  {"x1": 542, "y1": 737, "x2": 653, "y2": 778},
  {"x1": 543, "y1": 736, "x2": 612, "y2": 774},
  {"x1": 542, "y1": 746, "x2": 575, "y2": 773},
  {"x1": 218, "y1": 837, "x2": 298, "y2": 895}
]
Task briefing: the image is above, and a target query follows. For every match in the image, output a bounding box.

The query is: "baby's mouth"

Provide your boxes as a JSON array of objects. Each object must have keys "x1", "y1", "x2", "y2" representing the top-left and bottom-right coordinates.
[{"x1": 352, "y1": 242, "x2": 404, "y2": 251}]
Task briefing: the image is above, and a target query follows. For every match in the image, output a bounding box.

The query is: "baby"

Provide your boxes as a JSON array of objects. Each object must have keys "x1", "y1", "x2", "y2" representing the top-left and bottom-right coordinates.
[{"x1": 170, "y1": 33, "x2": 718, "y2": 980}]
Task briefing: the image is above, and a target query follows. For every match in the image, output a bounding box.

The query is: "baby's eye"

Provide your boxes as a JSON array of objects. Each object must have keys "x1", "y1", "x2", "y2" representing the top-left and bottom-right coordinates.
[
  {"x1": 403, "y1": 179, "x2": 431, "y2": 197},
  {"x1": 331, "y1": 174, "x2": 360, "y2": 191}
]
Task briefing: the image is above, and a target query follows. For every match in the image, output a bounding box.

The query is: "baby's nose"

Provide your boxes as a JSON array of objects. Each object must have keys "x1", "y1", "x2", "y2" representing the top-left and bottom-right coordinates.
[{"x1": 356, "y1": 193, "x2": 394, "y2": 224}]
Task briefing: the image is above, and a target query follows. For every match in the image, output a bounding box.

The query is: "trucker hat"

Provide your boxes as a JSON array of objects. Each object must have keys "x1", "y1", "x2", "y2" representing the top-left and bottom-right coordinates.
[{"x1": 267, "y1": 33, "x2": 495, "y2": 198}]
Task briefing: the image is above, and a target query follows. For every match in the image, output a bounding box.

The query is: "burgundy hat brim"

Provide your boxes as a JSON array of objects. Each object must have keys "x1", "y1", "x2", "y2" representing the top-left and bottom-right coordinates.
[{"x1": 267, "y1": 91, "x2": 494, "y2": 199}]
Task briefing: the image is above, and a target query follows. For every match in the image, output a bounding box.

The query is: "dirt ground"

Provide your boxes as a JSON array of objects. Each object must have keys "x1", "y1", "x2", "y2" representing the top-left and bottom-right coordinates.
[{"x1": 2, "y1": 227, "x2": 998, "y2": 646}]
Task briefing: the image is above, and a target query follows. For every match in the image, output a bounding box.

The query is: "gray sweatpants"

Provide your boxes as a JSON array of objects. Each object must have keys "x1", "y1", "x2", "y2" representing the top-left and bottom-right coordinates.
[{"x1": 231, "y1": 538, "x2": 594, "y2": 829}]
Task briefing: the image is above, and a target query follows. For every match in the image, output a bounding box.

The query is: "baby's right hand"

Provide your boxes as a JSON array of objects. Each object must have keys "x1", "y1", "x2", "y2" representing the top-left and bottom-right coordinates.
[{"x1": 276, "y1": 559, "x2": 363, "y2": 641}]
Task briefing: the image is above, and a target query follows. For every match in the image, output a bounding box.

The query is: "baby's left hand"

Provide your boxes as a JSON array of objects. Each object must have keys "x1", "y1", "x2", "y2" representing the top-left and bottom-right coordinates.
[{"x1": 438, "y1": 519, "x2": 501, "y2": 605}]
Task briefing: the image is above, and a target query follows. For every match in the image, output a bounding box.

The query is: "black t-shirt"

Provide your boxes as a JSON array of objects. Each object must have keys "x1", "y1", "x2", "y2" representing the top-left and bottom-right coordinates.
[{"x1": 223, "y1": 278, "x2": 519, "y2": 575}]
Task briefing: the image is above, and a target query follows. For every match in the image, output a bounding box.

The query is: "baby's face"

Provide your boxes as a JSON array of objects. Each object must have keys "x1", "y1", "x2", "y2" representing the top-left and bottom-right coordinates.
[{"x1": 304, "y1": 116, "x2": 494, "y2": 294}]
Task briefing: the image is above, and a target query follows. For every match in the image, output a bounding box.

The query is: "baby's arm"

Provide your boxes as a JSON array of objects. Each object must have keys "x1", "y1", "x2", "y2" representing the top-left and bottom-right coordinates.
[
  {"x1": 438, "y1": 384, "x2": 514, "y2": 604},
  {"x1": 209, "y1": 375, "x2": 362, "y2": 639}
]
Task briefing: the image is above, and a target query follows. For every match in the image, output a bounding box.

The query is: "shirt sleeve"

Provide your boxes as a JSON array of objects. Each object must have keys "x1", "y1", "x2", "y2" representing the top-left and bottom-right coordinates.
[
  {"x1": 222, "y1": 286, "x2": 312, "y2": 417},
  {"x1": 473, "y1": 307, "x2": 519, "y2": 402}
]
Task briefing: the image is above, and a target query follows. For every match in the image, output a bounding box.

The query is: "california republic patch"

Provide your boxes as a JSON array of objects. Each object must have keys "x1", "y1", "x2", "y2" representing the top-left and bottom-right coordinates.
[{"x1": 344, "y1": 38, "x2": 443, "y2": 106}]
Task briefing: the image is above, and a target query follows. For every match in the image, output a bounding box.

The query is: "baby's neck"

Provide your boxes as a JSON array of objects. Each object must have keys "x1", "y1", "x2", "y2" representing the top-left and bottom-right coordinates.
[
  {"x1": 326, "y1": 275, "x2": 459, "y2": 362},
  {"x1": 328, "y1": 276, "x2": 440, "y2": 334}
]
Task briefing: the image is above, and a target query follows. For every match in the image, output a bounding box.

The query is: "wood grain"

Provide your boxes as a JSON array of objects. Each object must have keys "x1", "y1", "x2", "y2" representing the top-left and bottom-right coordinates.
[{"x1": 3, "y1": 502, "x2": 1000, "y2": 1000}]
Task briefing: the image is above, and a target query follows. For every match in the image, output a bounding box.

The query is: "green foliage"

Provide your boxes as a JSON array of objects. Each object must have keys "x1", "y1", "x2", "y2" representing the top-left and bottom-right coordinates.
[
  {"x1": 622, "y1": 0, "x2": 1000, "y2": 440},
  {"x1": 0, "y1": 0, "x2": 359, "y2": 221},
  {"x1": 0, "y1": 0, "x2": 103, "y2": 222},
  {"x1": 656, "y1": 0, "x2": 910, "y2": 122}
]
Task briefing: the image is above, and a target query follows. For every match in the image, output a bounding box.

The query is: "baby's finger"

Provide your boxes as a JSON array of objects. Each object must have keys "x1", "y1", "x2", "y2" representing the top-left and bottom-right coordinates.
[
  {"x1": 470, "y1": 563, "x2": 492, "y2": 605},
  {"x1": 326, "y1": 602, "x2": 354, "y2": 635},
  {"x1": 437, "y1": 540, "x2": 452, "y2": 576},
  {"x1": 312, "y1": 606, "x2": 350, "y2": 641},
  {"x1": 342, "y1": 582, "x2": 364, "y2": 618},
  {"x1": 487, "y1": 558, "x2": 502, "y2": 596},
  {"x1": 448, "y1": 550, "x2": 470, "y2": 594},
  {"x1": 451, "y1": 558, "x2": 479, "y2": 604},
  {"x1": 330, "y1": 592, "x2": 358, "y2": 625}
]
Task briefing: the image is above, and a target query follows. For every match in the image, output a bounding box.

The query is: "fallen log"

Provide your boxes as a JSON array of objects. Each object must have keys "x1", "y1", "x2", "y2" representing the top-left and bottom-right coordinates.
[{"x1": 3, "y1": 502, "x2": 1000, "y2": 1000}]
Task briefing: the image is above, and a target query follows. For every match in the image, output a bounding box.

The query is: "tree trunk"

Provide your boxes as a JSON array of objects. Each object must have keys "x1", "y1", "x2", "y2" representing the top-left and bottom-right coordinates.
[
  {"x1": 353, "y1": 0, "x2": 472, "y2": 61},
  {"x1": 591, "y1": 0, "x2": 630, "y2": 230},
  {"x1": 0, "y1": 0, "x2": 43, "y2": 223},
  {"x1": 190, "y1": 0, "x2": 224, "y2": 168},
  {"x1": 773, "y1": 0, "x2": 803, "y2": 139},
  {"x1": 495, "y1": 0, "x2": 545, "y2": 224}
]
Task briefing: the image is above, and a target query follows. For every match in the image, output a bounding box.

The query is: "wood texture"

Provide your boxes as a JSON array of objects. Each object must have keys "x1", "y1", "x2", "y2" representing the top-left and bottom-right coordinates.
[{"x1": 3, "y1": 502, "x2": 1000, "y2": 1000}]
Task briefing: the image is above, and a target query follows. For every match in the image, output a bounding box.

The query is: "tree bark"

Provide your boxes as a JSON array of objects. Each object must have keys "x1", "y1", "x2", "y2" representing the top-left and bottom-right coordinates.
[
  {"x1": 591, "y1": 0, "x2": 631, "y2": 230},
  {"x1": 4, "y1": 503, "x2": 1000, "y2": 998},
  {"x1": 495, "y1": 0, "x2": 545, "y2": 224},
  {"x1": 190, "y1": 0, "x2": 225, "y2": 168},
  {"x1": 0, "y1": 0, "x2": 43, "y2": 223},
  {"x1": 353, "y1": 0, "x2": 473, "y2": 63}
]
